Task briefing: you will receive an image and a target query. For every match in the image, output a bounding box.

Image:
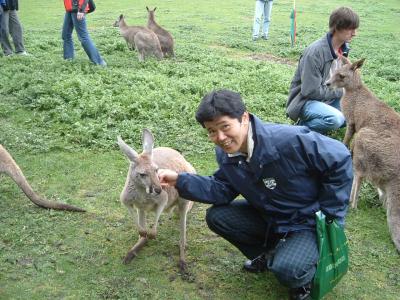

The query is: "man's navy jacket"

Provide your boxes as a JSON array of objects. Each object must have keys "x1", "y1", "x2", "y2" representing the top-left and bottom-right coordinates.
[{"x1": 176, "y1": 114, "x2": 353, "y2": 233}]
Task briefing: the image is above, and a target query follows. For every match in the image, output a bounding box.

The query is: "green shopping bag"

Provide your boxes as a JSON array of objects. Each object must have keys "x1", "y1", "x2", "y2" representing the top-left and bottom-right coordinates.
[{"x1": 310, "y1": 211, "x2": 349, "y2": 300}]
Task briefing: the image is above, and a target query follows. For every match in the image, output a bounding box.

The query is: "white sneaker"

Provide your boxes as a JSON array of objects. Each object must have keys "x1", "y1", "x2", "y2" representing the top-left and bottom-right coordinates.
[{"x1": 16, "y1": 51, "x2": 31, "y2": 56}]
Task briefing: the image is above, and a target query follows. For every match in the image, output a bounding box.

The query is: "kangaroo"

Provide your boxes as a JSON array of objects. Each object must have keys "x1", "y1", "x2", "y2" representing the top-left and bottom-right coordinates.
[
  {"x1": 0, "y1": 145, "x2": 85, "y2": 212},
  {"x1": 326, "y1": 58, "x2": 400, "y2": 252},
  {"x1": 113, "y1": 14, "x2": 163, "y2": 61},
  {"x1": 117, "y1": 129, "x2": 194, "y2": 271},
  {"x1": 351, "y1": 128, "x2": 400, "y2": 252},
  {"x1": 146, "y1": 7, "x2": 175, "y2": 58},
  {"x1": 326, "y1": 58, "x2": 400, "y2": 147}
]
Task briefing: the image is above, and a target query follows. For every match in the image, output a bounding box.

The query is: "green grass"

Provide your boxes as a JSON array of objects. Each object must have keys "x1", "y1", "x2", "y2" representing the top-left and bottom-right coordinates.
[{"x1": 0, "y1": 0, "x2": 399, "y2": 299}]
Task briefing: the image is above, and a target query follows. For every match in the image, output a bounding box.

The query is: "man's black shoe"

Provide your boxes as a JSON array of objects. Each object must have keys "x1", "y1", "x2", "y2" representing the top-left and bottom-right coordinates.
[
  {"x1": 243, "y1": 256, "x2": 267, "y2": 273},
  {"x1": 289, "y1": 283, "x2": 312, "y2": 300}
]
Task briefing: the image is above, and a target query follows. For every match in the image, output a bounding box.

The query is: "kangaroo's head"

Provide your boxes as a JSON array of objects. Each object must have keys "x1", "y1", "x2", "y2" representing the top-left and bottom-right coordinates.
[
  {"x1": 326, "y1": 58, "x2": 365, "y2": 90},
  {"x1": 117, "y1": 129, "x2": 162, "y2": 196},
  {"x1": 113, "y1": 14, "x2": 124, "y2": 27},
  {"x1": 146, "y1": 6, "x2": 157, "y2": 21}
]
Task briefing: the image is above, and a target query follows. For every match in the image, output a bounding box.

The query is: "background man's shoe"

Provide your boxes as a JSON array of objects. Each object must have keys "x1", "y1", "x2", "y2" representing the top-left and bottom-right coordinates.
[
  {"x1": 16, "y1": 51, "x2": 30, "y2": 56},
  {"x1": 289, "y1": 283, "x2": 311, "y2": 300},
  {"x1": 243, "y1": 256, "x2": 267, "y2": 273}
]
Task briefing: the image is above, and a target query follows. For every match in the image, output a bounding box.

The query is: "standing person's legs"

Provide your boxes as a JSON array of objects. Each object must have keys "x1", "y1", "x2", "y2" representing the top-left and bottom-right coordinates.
[
  {"x1": 205, "y1": 200, "x2": 276, "y2": 260},
  {"x1": 62, "y1": 12, "x2": 75, "y2": 60},
  {"x1": 262, "y1": 0, "x2": 273, "y2": 39},
  {"x1": 298, "y1": 99, "x2": 345, "y2": 134},
  {"x1": 267, "y1": 230, "x2": 319, "y2": 289},
  {"x1": 0, "y1": 6, "x2": 3, "y2": 41},
  {"x1": 0, "y1": 10, "x2": 13, "y2": 56},
  {"x1": 8, "y1": 10, "x2": 25, "y2": 53},
  {"x1": 70, "y1": 13, "x2": 105, "y2": 65},
  {"x1": 252, "y1": 0, "x2": 265, "y2": 40}
]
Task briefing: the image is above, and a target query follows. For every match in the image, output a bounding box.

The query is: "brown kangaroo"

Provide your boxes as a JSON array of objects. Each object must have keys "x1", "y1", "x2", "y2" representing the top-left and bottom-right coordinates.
[
  {"x1": 326, "y1": 58, "x2": 400, "y2": 147},
  {"x1": 351, "y1": 128, "x2": 400, "y2": 252},
  {"x1": 113, "y1": 14, "x2": 163, "y2": 61},
  {"x1": 146, "y1": 7, "x2": 175, "y2": 58},
  {"x1": 326, "y1": 58, "x2": 400, "y2": 252},
  {"x1": 0, "y1": 145, "x2": 85, "y2": 212},
  {"x1": 117, "y1": 129, "x2": 194, "y2": 271}
]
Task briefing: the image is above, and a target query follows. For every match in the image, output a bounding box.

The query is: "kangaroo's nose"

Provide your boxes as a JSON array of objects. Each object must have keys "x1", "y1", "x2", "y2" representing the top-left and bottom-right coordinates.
[{"x1": 154, "y1": 186, "x2": 162, "y2": 194}]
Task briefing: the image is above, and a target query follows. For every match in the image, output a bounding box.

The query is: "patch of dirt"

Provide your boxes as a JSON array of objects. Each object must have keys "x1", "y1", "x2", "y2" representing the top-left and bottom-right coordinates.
[
  {"x1": 208, "y1": 44, "x2": 297, "y2": 66},
  {"x1": 248, "y1": 53, "x2": 297, "y2": 66}
]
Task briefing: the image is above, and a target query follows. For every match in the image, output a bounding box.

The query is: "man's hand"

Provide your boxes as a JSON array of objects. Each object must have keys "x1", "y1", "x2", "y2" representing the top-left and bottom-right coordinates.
[
  {"x1": 77, "y1": 12, "x2": 85, "y2": 20},
  {"x1": 158, "y1": 169, "x2": 179, "y2": 188}
]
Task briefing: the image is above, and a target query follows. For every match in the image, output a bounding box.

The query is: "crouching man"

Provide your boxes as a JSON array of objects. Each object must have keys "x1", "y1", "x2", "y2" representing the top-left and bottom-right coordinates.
[{"x1": 158, "y1": 89, "x2": 353, "y2": 300}]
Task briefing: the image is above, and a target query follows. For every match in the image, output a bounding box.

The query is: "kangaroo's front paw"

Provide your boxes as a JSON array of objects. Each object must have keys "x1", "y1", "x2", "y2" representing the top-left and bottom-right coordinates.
[
  {"x1": 123, "y1": 251, "x2": 137, "y2": 264},
  {"x1": 147, "y1": 229, "x2": 157, "y2": 239},
  {"x1": 138, "y1": 229, "x2": 148, "y2": 238}
]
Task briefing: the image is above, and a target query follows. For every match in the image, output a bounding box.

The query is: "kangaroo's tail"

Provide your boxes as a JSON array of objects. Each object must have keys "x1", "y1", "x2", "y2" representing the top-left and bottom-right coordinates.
[
  {"x1": 386, "y1": 182, "x2": 400, "y2": 253},
  {"x1": 1, "y1": 146, "x2": 85, "y2": 212}
]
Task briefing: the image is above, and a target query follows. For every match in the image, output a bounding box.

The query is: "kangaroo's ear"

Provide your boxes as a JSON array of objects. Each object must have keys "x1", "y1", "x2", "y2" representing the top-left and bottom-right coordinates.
[
  {"x1": 146, "y1": 6, "x2": 149, "y2": 11},
  {"x1": 117, "y1": 136, "x2": 139, "y2": 163},
  {"x1": 119, "y1": 14, "x2": 123, "y2": 20},
  {"x1": 142, "y1": 129, "x2": 154, "y2": 155},
  {"x1": 351, "y1": 58, "x2": 365, "y2": 71},
  {"x1": 154, "y1": 7, "x2": 157, "y2": 11},
  {"x1": 341, "y1": 56, "x2": 350, "y2": 65}
]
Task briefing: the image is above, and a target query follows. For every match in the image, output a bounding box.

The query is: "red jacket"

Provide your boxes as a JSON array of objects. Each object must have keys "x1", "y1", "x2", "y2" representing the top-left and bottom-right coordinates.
[{"x1": 64, "y1": 0, "x2": 89, "y2": 13}]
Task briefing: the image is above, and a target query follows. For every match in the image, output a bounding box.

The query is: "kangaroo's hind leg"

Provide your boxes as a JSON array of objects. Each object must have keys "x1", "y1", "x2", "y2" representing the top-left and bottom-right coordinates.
[
  {"x1": 177, "y1": 200, "x2": 193, "y2": 272},
  {"x1": 350, "y1": 172, "x2": 363, "y2": 209},
  {"x1": 123, "y1": 208, "x2": 148, "y2": 264}
]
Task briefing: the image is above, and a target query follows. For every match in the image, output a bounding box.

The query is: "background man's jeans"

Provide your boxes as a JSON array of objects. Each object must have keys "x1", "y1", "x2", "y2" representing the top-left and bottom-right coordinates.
[
  {"x1": 298, "y1": 98, "x2": 345, "y2": 134},
  {"x1": 252, "y1": 0, "x2": 273, "y2": 39},
  {"x1": 62, "y1": 12, "x2": 105, "y2": 65},
  {"x1": 0, "y1": 9, "x2": 25, "y2": 55}
]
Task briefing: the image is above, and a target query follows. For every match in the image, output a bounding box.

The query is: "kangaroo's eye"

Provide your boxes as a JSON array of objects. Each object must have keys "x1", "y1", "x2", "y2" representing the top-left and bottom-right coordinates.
[
  {"x1": 138, "y1": 173, "x2": 147, "y2": 178},
  {"x1": 339, "y1": 74, "x2": 345, "y2": 79}
]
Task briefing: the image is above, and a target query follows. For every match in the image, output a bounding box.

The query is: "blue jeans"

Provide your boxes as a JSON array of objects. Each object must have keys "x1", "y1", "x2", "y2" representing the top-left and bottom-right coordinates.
[
  {"x1": 62, "y1": 12, "x2": 105, "y2": 65},
  {"x1": 252, "y1": 0, "x2": 273, "y2": 39},
  {"x1": 0, "y1": 10, "x2": 25, "y2": 55},
  {"x1": 298, "y1": 98, "x2": 345, "y2": 134},
  {"x1": 206, "y1": 201, "x2": 319, "y2": 288}
]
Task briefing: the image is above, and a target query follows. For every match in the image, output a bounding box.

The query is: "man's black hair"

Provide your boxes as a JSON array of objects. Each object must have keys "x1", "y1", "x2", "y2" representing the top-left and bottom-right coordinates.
[{"x1": 195, "y1": 89, "x2": 246, "y2": 127}]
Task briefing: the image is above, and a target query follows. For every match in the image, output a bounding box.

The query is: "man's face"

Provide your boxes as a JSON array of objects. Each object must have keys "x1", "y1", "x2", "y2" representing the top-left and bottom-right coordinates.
[
  {"x1": 335, "y1": 28, "x2": 357, "y2": 43},
  {"x1": 204, "y1": 113, "x2": 249, "y2": 154}
]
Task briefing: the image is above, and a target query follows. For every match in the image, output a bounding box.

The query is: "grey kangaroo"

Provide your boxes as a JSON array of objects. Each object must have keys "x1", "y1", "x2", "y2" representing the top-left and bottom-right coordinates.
[
  {"x1": 0, "y1": 144, "x2": 85, "y2": 212},
  {"x1": 326, "y1": 58, "x2": 400, "y2": 147},
  {"x1": 114, "y1": 14, "x2": 163, "y2": 61},
  {"x1": 117, "y1": 129, "x2": 194, "y2": 271},
  {"x1": 351, "y1": 129, "x2": 400, "y2": 252},
  {"x1": 326, "y1": 58, "x2": 400, "y2": 252},
  {"x1": 146, "y1": 7, "x2": 175, "y2": 58}
]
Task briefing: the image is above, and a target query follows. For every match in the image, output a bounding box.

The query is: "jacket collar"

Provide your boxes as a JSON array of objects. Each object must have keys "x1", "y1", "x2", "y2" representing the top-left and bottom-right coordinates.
[
  {"x1": 326, "y1": 32, "x2": 350, "y2": 59},
  {"x1": 219, "y1": 114, "x2": 280, "y2": 171}
]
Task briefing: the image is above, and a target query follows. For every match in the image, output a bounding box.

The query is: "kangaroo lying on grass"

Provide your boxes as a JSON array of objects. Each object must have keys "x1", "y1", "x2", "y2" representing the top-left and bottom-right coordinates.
[
  {"x1": 117, "y1": 129, "x2": 194, "y2": 271},
  {"x1": 114, "y1": 14, "x2": 163, "y2": 62},
  {"x1": 146, "y1": 7, "x2": 175, "y2": 58},
  {"x1": 326, "y1": 58, "x2": 400, "y2": 147},
  {"x1": 0, "y1": 144, "x2": 85, "y2": 212},
  {"x1": 326, "y1": 58, "x2": 400, "y2": 252}
]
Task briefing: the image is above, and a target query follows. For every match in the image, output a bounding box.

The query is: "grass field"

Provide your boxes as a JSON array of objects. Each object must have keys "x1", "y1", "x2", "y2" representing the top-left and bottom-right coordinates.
[{"x1": 1, "y1": 0, "x2": 400, "y2": 299}]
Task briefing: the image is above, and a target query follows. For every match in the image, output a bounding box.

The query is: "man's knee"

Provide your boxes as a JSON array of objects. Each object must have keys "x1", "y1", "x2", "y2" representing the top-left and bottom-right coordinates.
[
  {"x1": 270, "y1": 259, "x2": 316, "y2": 288},
  {"x1": 327, "y1": 113, "x2": 345, "y2": 130},
  {"x1": 205, "y1": 206, "x2": 219, "y2": 230}
]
